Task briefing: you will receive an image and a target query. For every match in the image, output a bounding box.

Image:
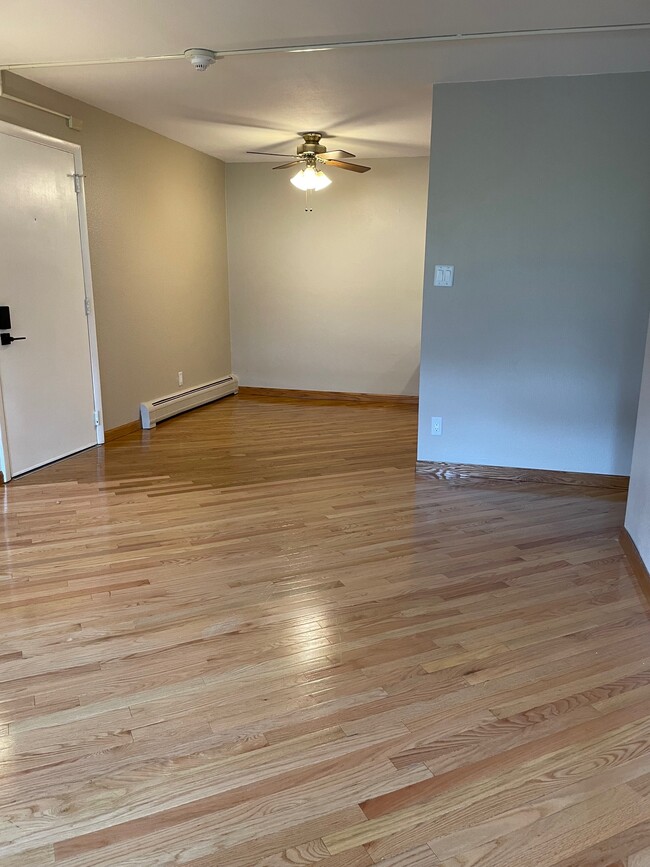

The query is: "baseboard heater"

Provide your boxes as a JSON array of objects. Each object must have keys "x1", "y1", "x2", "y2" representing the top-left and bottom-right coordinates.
[{"x1": 140, "y1": 375, "x2": 239, "y2": 429}]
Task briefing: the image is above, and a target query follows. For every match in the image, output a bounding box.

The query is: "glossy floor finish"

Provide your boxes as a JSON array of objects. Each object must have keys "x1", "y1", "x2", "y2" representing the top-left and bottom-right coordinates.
[{"x1": 1, "y1": 395, "x2": 648, "y2": 866}]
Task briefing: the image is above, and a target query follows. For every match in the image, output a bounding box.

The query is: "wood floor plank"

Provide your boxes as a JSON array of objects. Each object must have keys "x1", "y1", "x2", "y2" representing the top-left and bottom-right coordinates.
[
  {"x1": 373, "y1": 845, "x2": 441, "y2": 865},
  {"x1": 435, "y1": 785, "x2": 649, "y2": 866},
  {"x1": 549, "y1": 819, "x2": 650, "y2": 866}
]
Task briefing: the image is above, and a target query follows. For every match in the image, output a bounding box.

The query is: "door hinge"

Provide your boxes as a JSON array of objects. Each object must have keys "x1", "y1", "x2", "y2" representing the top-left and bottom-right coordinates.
[
  {"x1": 94, "y1": 410, "x2": 101, "y2": 427},
  {"x1": 68, "y1": 172, "x2": 85, "y2": 194},
  {"x1": 84, "y1": 297, "x2": 91, "y2": 316}
]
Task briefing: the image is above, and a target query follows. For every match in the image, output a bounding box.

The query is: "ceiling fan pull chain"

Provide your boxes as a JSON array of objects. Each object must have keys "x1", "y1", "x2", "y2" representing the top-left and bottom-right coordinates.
[{"x1": 304, "y1": 189, "x2": 313, "y2": 213}]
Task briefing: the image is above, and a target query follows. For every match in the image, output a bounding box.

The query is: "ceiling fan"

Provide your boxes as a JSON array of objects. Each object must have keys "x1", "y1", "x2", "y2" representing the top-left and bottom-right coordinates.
[{"x1": 248, "y1": 132, "x2": 370, "y2": 191}]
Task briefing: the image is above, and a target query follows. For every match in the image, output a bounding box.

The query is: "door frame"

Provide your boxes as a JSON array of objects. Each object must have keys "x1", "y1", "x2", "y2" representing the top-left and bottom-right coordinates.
[{"x1": 0, "y1": 119, "x2": 104, "y2": 482}]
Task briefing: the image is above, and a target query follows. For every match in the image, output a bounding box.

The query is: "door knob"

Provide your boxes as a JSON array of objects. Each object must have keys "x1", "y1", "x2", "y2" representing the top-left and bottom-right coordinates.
[{"x1": 0, "y1": 334, "x2": 26, "y2": 346}]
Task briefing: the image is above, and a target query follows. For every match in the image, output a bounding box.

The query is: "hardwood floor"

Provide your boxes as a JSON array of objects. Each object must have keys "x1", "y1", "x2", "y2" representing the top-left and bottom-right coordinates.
[{"x1": 0, "y1": 393, "x2": 647, "y2": 866}]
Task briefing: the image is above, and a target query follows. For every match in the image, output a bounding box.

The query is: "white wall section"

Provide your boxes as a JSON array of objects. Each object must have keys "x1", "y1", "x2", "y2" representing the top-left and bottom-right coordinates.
[{"x1": 227, "y1": 158, "x2": 428, "y2": 396}]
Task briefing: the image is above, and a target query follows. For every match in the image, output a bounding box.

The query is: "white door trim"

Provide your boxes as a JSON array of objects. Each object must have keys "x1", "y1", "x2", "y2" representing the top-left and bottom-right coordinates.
[{"x1": 0, "y1": 119, "x2": 104, "y2": 482}]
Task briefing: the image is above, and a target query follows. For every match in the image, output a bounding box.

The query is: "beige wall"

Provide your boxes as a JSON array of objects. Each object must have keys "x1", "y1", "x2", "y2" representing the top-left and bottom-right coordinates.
[
  {"x1": 626, "y1": 318, "x2": 650, "y2": 568},
  {"x1": 226, "y1": 158, "x2": 428, "y2": 395},
  {"x1": 0, "y1": 73, "x2": 231, "y2": 429}
]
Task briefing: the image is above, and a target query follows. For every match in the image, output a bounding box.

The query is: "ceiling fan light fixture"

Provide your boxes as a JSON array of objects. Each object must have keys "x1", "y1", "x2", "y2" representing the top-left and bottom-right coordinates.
[{"x1": 290, "y1": 166, "x2": 331, "y2": 191}]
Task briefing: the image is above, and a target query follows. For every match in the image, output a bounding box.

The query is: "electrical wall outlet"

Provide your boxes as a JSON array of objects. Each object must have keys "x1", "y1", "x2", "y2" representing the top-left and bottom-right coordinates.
[
  {"x1": 431, "y1": 416, "x2": 443, "y2": 436},
  {"x1": 177, "y1": 371, "x2": 184, "y2": 387}
]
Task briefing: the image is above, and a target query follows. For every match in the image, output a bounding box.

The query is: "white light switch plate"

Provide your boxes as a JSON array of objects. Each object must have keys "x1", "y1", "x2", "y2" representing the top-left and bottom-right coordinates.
[{"x1": 434, "y1": 265, "x2": 454, "y2": 287}]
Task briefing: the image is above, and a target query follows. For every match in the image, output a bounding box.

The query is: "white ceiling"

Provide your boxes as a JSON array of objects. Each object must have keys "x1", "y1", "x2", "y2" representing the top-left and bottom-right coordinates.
[{"x1": 1, "y1": 0, "x2": 650, "y2": 161}]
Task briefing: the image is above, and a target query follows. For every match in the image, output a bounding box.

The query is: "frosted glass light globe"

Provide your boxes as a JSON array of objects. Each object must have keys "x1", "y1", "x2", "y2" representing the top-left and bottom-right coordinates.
[{"x1": 290, "y1": 166, "x2": 332, "y2": 191}]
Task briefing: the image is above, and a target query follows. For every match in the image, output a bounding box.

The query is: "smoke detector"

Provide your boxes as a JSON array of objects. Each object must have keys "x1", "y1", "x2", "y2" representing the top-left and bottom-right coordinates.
[{"x1": 184, "y1": 49, "x2": 218, "y2": 71}]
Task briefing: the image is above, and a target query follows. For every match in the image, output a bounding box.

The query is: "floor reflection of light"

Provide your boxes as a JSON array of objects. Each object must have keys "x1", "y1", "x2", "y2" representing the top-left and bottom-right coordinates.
[{"x1": 282, "y1": 604, "x2": 336, "y2": 669}]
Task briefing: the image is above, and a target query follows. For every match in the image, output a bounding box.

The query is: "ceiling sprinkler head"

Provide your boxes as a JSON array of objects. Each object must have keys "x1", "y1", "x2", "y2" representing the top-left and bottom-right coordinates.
[{"x1": 184, "y1": 48, "x2": 218, "y2": 71}]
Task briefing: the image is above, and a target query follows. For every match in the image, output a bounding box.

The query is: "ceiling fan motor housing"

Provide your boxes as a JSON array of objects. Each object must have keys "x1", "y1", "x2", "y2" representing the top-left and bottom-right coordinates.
[{"x1": 297, "y1": 132, "x2": 327, "y2": 156}]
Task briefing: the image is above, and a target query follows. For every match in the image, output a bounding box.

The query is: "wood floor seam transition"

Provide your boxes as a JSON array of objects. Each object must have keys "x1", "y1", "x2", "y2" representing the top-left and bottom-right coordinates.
[{"x1": 0, "y1": 393, "x2": 646, "y2": 866}]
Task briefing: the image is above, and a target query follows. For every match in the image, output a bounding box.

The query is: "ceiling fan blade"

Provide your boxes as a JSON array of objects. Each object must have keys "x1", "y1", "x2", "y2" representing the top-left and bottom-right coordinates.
[
  {"x1": 272, "y1": 161, "x2": 303, "y2": 170},
  {"x1": 323, "y1": 159, "x2": 371, "y2": 173},
  {"x1": 247, "y1": 151, "x2": 296, "y2": 157},
  {"x1": 320, "y1": 149, "x2": 356, "y2": 159}
]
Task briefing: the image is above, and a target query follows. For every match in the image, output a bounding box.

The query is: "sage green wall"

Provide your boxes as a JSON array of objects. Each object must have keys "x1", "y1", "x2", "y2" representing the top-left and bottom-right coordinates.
[{"x1": 418, "y1": 72, "x2": 650, "y2": 475}]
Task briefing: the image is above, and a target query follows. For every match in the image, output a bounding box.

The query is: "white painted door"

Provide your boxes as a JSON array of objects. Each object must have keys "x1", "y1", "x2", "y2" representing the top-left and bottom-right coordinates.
[{"x1": 0, "y1": 130, "x2": 98, "y2": 477}]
